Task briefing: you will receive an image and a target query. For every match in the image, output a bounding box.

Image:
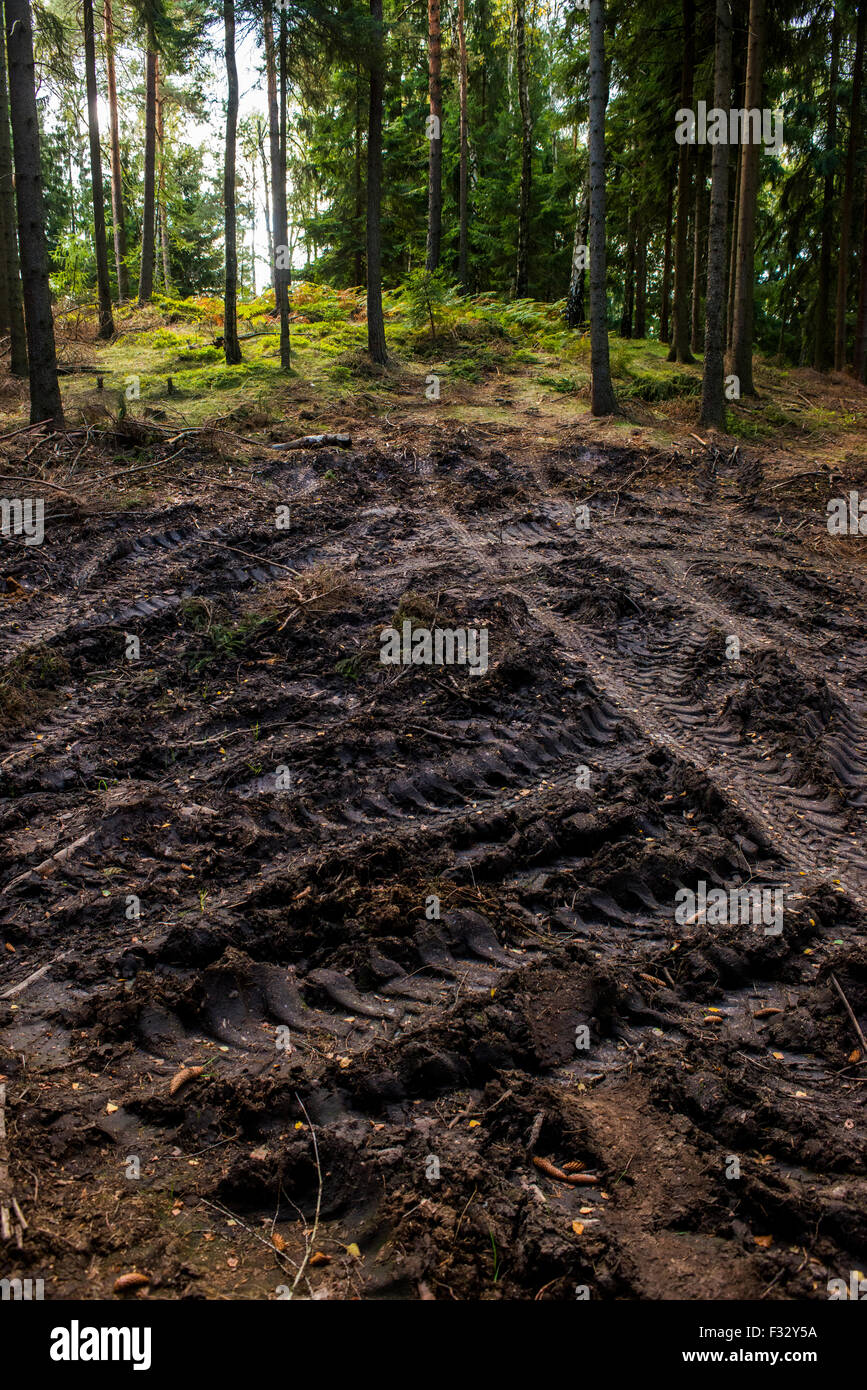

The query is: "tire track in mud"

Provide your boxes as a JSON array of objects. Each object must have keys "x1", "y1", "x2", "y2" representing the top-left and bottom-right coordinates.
[
  {"x1": 1, "y1": 432, "x2": 866, "y2": 1300},
  {"x1": 431, "y1": 487, "x2": 867, "y2": 909}
]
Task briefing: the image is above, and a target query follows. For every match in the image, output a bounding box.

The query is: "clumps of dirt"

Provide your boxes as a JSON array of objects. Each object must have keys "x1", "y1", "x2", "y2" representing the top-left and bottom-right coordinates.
[
  {"x1": 722, "y1": 649, "x2": 848, "y2": 788},
  {"x1": 548, "y1": 556, "x2": 646, "y2": 626}
]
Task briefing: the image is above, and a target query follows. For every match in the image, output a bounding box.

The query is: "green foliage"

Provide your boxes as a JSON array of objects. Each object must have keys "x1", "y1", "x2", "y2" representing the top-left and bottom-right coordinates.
[{"x1": 400, "y1": 269, "x2": 459, "y2": 340}]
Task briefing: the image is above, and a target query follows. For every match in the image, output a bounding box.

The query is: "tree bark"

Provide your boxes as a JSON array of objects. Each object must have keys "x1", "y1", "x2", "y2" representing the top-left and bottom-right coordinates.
[
  {"x1": 256, "y1": 117, "x2": 273, "y2": 293},
  {"x1": 700, "y1": 0, "x2": 733, "y2": 429},
  {"x1": 690, "y1": 144, "x2": 705, "y2": 353},
  {"x1": 4, "y1": 0, "x2": 62, "y2": 424},
  {"x1": 223, "y1": 0, "x2": 241, "y2": 364},
  {"x1": 354, "y1": 61, "x2": 363, "y2": 284},
  {"x1": 814, "y1": 7, "x2": 840, "y2": 371},
  {"x1": 726, "y1": 140, "x2": 741, "y2": 348},
  {"x1": 137, "y1": 41, "x2": 157, "y2": 304},
  {"x1": 834, "y1": 0, "x2": 864, "y2": 370},
  {"x1": 515, "y1": 0, "x2": 532, "y2": 297},
  {"x1": 104, "y1": 0, "x2": 128, "y2": 300},
  {"x1": 0, "y1": 8, "x2": 26, "y2": 375},
  {"x1": 855, "y1": 174, "x2": 867, "y2": 379},
  {"x1": 729, "y1": 0, "x2": 766, "y2": 394},
  {"x1": 277, "y1": 5, "x2": 291, "y2": 365},
  {"x1": 263, "y1": 0, "x2": 279, "y2": 307},
  {"x1": 155, "y1": 54, "x2": 171, "y2": 293},
  {"x1": 660, "y1": 158, "x2": 674, "y2": 342},
  {"x1": 83, "y1": 0, "x2": 114, "y2": 338},
  {"x1": 620, "y1": 207, "x2": 635, "y2": 337},
  {"x1": 264, "y1": 0, "x2": 289, "y2": 366},
  {"x1": 566, "y1": 175, "x2": 589, "y2": 329},
  {"x1": 588, "y1": 0, "x2": 616, "y2": 415},
  {"x1": 668, "y1": 0, "x2": 695, "y2": 363},
  {"x1": 457, "y1": 0, "x2": 469, "y2": 290},
  {"x1": 425, "y1": 0, "x2": 442, "y2": 270},
  {"x1": 634, "y1": 216, "x2": 647, "y2": 338},
  {"x1": 367, "y1": 0, "x2": 387, "y2": 364}
]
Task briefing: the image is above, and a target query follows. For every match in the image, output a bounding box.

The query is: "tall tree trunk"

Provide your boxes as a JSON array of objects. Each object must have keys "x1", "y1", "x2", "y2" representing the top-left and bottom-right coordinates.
[
  {"x1": 620, "y1": 208, "x2": 635, "y2": 337},
  {"x1": 855, "y1": 172, "x2": 867, "y2": 380},
  {"x1": 83, "y1": 0, "x2": 114, "y2": 338},
  {"x1": 776, "y1": 253, "x2": 791, "y2": 359},
  {"x1": 137, "y1": 41, "x2": 157, "y2": 304},
  {"x1": 277, "y1": 5, "x2": 290, "y2": 366},
  {"x1": 566, "y1": 176, "x2": 589, "y2": 329},
  {"x1": 834, "y1": 0, "x2": 864, "y2": 370},
  {"x1": 155, "y1": 55, "x2": 171, "y2": 293},
  {"x1": 367, "y1": 0, "x2": 387, "y2": 364},
  {"x1": 814, "y1": 7, "x2": 840, "y2": 371},
  {"x1": 257, "y1": 124, "x2": 273, "y2": 294},
  {"x1": 668, "y1": 0, "x2": 695, "y2": 363},
  {"x1": 691, "y1": 145, "x2": 705, "y2": 353},
  {"x1": 634, "y1": 216, "x2": 647, "y2": 338},
  {"x1": 354, "y1": 61, "x2": 363, "y2": 284},
  {"x1": 700, "y1": 0, "x2": 733, "y2": 428},
  {"x1": 457, "y1": 0, "x2": 469, "y2": 290},
  {"x1": 588, "y1": 0, "x2": 616, "y2": 415},
  {"x1": 0, "y1": 9, "x2": 26, "y2": 376},
  {"x1": 4, "y1": 0, "x2": 62, "y2": 424},
  {"x1": 660, "y1": 159, "x2": 674, "y2": 342},
  {"x1": 263, "y1": 0, "x2": 279, "y2": 307},
  {"x1": 0, "y1": 189, "x2": 10, "y2": 338},
  {"x1": 104, "y1": 0, "x2": 128, "y2": 300},
  {"x1": 223, "y1": 0, "x2": 241, "y2": 365},
  {"x1": 729, "y1": 0, "x2": 766, "y2": 394},
  {"x1": 425, "y1": 0, "x2": 442, "y2": 270},
  {"x1": 264, "y1": 0, "x2": 289, "y2": 367},
  {"x1": 726, "y1": 140, "x2": 741, "y2": 347},
  {"x1": 515, "y1": 0, "x2": 532, "y2": 297}
]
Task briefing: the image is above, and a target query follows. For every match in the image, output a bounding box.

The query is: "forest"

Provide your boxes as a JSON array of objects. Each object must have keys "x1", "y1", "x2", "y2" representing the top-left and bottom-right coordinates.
[{"x1": 0, "y1": 0, "x2": 866, "y2": 1323}]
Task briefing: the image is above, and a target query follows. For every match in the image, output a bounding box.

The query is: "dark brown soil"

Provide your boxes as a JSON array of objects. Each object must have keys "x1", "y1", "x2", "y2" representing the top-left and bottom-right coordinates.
[{"x1": 1, "y1": 420, "x2": 866, "y2": 1301}]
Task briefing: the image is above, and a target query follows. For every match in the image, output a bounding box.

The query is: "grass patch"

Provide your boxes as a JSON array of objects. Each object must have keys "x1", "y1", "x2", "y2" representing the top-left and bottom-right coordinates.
[{"x1": 0, "y1": 646, "x2": 71, "y2": 734}]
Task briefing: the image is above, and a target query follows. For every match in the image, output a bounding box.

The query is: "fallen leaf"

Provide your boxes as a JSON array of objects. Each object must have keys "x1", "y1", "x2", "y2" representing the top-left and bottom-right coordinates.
[
  {"x1": 309, "y1": 1251, "x2": 331, "y2": 1267},
  {"x1": 468, "y1": 1119, "x2": 481, "y2": 1129},
  {"x1": 755, "y1": 1234, "x2": 773, "y2": 1248},
  {"x1": 346, "y1": 1242, "x2": 361, "y2": 1259},
  {"x1": 106, "y1": 1103, "x2": 119, "y2": 1114},
  {"x1": 113, "y1": 1272, "x2": 150, "y2": 1293},
  {"x1": 571, "y1": 1221, "x2": 585, "y2": 1235},
  {"x1": 848, "y1": 1049, "x2": 861, "y2": 1064}
]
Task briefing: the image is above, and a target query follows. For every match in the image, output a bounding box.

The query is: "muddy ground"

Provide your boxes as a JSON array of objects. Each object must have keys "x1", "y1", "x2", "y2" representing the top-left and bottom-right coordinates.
[{"x1": 1, "y1": 415, "x2": 866, "y2": 1301}]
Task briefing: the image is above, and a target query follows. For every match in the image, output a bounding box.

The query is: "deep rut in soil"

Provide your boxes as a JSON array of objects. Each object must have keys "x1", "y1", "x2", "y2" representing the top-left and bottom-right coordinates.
[{"x1": 1, "y1": 426, "x2": 865, "y2": 1301}]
